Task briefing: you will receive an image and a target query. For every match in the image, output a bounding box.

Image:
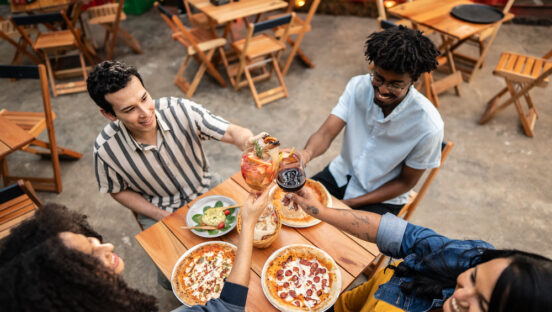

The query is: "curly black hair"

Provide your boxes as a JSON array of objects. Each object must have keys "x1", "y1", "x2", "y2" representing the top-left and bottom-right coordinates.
[
  {"x1": 0, "y1": 203, "x2": 158, "y2": 312},
  {"x1": 86, "y1": 60, "x2": 145, "y2": 116},
  {"x1": 364, "y1": 25, "x2": 440, "y2": 81}
]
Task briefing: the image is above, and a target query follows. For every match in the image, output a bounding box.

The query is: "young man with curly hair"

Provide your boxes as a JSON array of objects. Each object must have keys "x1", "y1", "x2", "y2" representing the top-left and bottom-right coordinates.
[{"x1": 298, "y1": 26, "x2": 444, "y2": 216}]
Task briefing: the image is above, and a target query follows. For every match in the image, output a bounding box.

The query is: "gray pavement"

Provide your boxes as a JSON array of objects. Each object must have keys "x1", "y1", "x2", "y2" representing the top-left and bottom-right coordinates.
[{"x1": 1, "y1": 6, "x2": 551, "y2": 311}]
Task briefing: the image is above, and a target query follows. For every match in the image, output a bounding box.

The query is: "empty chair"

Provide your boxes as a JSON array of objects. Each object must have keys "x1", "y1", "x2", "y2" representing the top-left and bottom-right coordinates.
[
  {"x1": 479, "y1": 50, "x2": 552, "y2": 137},
  {"x1": 86, "y1": 0, "x2": 143, "y2": 60},
  {"x1": 227, "y1": 13, "x2": 294, "y2": 108},
  {"x1": 0, "y1": 64, "x2": 82, "y2": 193},
  {"x1": 0, "y1": 16, "x2": 40, "y2": 65},
  {"x1": 154, "y1": 2, "x2": 227, "y2": 98},
  {"x1": 11, "y1": 10, "x2": 96, "y2": 96},
  {"x1": 0, "y1": 180, "x2": 42, "y2": 240}
]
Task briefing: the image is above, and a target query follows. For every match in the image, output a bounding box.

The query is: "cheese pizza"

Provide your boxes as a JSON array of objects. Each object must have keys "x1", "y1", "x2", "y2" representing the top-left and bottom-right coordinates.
[
  {"x1": 262, "y1": 244, "x2": 341, "y2": 312},
  {"x1": 171, "y1": 241, "x2": 236, "y2": 306},
  {"x1": 270, "y1": 179, "x2": 331, "y2": 227}
]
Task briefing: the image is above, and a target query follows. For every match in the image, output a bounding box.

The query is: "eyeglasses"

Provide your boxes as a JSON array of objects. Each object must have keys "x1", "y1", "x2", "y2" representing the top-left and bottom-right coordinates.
[{"x1": 370, "y1": 71, "x2": 411, "y2": 94}]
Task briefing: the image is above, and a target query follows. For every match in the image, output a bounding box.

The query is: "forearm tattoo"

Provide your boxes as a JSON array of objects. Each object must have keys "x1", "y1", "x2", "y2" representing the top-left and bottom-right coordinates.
[
  {"x1": 305, "y1": 206, "x2": 319, "y2": 215},
  {"x1": 340, "y1": 210, "x2": 373, "y2": 241}
]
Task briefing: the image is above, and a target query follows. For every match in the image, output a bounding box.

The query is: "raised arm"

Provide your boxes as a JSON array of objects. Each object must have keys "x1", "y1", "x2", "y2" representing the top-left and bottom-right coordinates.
[
  {"x1": 290, "y1": 188, "x2": 382, "y2": 243},
  {"x1": 298, "y1": 115, "x2": 345, "y2": 164},
  {"x1": 220, "y1": 124, "x2": 254, "y2": 151}
]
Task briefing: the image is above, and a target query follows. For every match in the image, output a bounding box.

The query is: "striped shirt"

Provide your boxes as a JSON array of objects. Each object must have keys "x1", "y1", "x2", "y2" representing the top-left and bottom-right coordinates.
[{"x1": 93, "y1": 97, "x2": 229, "y2": 212}]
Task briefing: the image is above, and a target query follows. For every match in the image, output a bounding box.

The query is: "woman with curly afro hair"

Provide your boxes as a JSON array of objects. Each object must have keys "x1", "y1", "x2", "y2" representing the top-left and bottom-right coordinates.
[{"x1": 0, "y1": 192, "x2": 268, "y2": 312}]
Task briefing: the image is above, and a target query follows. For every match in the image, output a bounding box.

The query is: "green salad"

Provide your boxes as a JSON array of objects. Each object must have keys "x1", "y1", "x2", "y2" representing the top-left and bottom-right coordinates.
[{"x1": 192, "y1": 200, "x2": 236, "y2": 235}]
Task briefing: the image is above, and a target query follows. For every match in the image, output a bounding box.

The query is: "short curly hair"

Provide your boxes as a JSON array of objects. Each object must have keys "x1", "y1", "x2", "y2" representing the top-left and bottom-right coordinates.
[
  {"x1": 86, "y1": 60, "x2": 144, "y2": 116},
  {"x1": 0, "y1": 204, "x2": 158, "y2": 312},
  {"x1": 365, "y1": 25, "x2": 439, "y2": 81}
]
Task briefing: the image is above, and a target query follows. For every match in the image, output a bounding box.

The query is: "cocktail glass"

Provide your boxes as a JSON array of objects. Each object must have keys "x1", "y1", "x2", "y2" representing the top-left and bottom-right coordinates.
[
  {"x1": 276, "y1": 151, "x2": 306, "y2": 192},
  {"x1": 241, "y1": 146, "x2": 277, "y2": 192}
]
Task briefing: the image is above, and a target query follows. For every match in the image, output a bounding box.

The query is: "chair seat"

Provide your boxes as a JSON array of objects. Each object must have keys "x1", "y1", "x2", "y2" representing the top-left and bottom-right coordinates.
[
  {"x1": 87, "y1": 3, "x2": 127, "y2": 24},
  {"x1": 190, "y1": 12, "x2": 211, "y2": 28},
  {"x1": 0, "y1": 195, "x2": 38, "y2": 240},
  {"x1": 493, "y1": 52, "x2": 552, "y2": 86},
  {"x1": 33, "y1": 30, "x2": 76, "y2": 50},
  {"x1": 0, "y1": 111, "x2": 54, "y2": 138},
  {"x1": 232, "y1": 34, "x2": 286, "y2": 61},
  {"x1": 171, "y1": 28, "x2": 226, "y2": 55}
]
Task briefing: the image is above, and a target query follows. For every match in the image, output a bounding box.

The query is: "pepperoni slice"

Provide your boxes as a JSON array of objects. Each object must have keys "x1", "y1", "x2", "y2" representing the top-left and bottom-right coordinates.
[
  {"x1": 292, "y1": 275, "x2": 298, "y2": 281},
  {"x1": 306, "y1": 289, "x2": 313, "y2": 296},
  {"x1": 317, "y1": 290, "x2": 323, "y2": 296},
  {"x1": 277, "y1": 269, "x2": 284, "y2": 276},
  {"x1": 320, "y1": 268, "x2": 327, "y2": 274},
  {"x1": 293, "y1": 267, "x2": 299, "y2": 272},
  {"x1": 313, "y1": 276, "x2": 321, "y2": 283},
  {"x1": 277, "y1": 275, "x2": 284, "y2": 281},
  {"x1": 283, "y1": 282, "x2": 289, "y2": 288},
  {"x1": 289, "y1": 290, "x2": 297, "y2": 298},
  {"x1": 285, "y1": 270, "x2": 292, "y2": 276},
  {"x1": 294, "y1": 301, "x2": 301, "y2": 307},
  {"x1": 311, "y1": 262, "x2": 319, "y2": 270},
  {"x1": 322, "y1": 279, "x2": 328, "y2": 286},
  {"x1": 279, "y1": 292, "x2": 287, "y2": 298}
]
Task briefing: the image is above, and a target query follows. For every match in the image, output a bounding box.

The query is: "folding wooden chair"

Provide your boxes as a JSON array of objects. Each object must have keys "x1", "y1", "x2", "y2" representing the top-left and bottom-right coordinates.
[
  {"x1": 227, "y1": 13, "x2": 293, "y2": 108},
  {"x1": 0, "y1": 180, "x2": 42, "y2": 240},
  {"x1": 448, "y1": 0, "x2": 515, "y2": 83},
  {"x1": 0, "y1": 17, "x2": 40, "y2": 65},
  {"x1": 181, "y1": 0, "x2": 212, "y2": 28},
  {"x1": 364, "y1": 141, "x2": 454, "y2": 278},
  {"x1": 11, "y1": 10, "x2": 96, "y2": 97},
  {"x1": 479, "y1": 50, "x2": 552, "y2": 137},
  {"x1": 269, "y1": 0, "x2": 321, "y2": 75},
  {"x1": 0, "y1": 64, "x2": 82, "y2": 193},
  {"x1": 155, "y1": 2, "x2": 227, "y2": 98},
  {"x1": 86, "y1": 0, "x2": 143, "y2": 60}
]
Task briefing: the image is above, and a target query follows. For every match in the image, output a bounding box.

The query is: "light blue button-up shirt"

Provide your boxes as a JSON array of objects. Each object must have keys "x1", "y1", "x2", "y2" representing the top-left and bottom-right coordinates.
[{"x1": 329, "y1": 74, "x2": 444, "y2": 205}]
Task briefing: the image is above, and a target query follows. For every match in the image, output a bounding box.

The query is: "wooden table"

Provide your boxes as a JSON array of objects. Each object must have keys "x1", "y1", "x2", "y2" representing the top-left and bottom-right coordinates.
[
  {"x1": 136, "y1": 172, "x2": 380, "y2": 311},
  {"x1": 10, "y1": 0, "x2": 72, "y2": 14},
  {"x1": 388, "y1": 0, "x2": 514, "y2": 82},
  {"x1": 0, "y1": 115, "x2": 34, "y2": 181},
  {"x1": 188, "y1": 0, "x2": 288, "y2": 25}
]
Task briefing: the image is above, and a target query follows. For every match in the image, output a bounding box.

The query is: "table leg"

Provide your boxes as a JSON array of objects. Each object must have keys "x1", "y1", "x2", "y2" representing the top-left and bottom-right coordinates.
[{"x1": 441, "y1": 35, "x2": 461, "y2": 96}]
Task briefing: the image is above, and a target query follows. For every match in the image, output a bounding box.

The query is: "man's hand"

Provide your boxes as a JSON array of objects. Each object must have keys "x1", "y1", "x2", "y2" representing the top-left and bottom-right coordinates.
[
  {"x1": 295, "y1": 149, "x2": 313, "y2": 164},
  {"x1": 290, "y1": 188, "x2": 324, "y2": 217}
]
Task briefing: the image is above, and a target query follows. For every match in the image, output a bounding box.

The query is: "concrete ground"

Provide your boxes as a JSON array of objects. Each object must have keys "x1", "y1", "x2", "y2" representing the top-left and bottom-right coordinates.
[{"x1": 1, "y1": 5, "x2": 551, "y2": 311}]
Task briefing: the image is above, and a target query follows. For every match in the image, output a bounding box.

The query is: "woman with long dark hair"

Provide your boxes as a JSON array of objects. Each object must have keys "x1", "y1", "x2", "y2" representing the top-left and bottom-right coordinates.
[
  {"x1": 291, "y1": 189, "x2": 552, "y2": 312},
  {"x1": 0, "y1": 191, "x2": 268, "y2": 312}
]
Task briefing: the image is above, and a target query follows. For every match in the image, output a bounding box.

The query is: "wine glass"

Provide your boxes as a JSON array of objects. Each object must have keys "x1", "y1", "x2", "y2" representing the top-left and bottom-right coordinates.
[
  {"x1": 240, "y1": 146, "x2": 277, "y2": 192},
  {"x1": 276, "y1": 151, "x2": 306, "y2": 192}
]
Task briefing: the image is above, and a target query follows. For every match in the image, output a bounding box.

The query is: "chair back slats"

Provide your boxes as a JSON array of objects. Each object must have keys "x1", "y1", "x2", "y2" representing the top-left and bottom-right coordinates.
[
  {"x1": 0, "y1": 180, "x2": 41, "y2": 240},
  {"x1": 0, "y1": 65, "x2": 39, "y2": 79},
  {"x1": 156, "y1": 2, "x2": 174, "y2": 19},
  {"x1": 11, "y1": 12, "x2": 64, "y2": 26},
  {"x1": 380, "y1": 19, "x2": 397, "y2": 30},
  {"x1": 254, "y1": 13, "x2": 292, "y2": 34}
]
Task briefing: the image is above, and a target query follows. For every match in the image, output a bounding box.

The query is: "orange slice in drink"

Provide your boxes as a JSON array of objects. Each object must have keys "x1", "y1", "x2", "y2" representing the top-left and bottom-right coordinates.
[{"x1": 247, "y1": 154, "x2": 272, "y2": 166}]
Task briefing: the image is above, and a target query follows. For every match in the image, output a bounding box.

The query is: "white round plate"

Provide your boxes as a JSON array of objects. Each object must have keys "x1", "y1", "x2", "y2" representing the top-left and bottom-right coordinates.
[
  {"x1": 185, "y1": 195, "x2": 239, "y2": 238},
  {"x1": 268, "y1": 182, "x2": 332, "y2": 228},
  {"x1": 171, "y1": 241, "x2": 237, "y2": 306},
  {"x1": 261, "y1": 244, "x2": 342, "y2": 312}
]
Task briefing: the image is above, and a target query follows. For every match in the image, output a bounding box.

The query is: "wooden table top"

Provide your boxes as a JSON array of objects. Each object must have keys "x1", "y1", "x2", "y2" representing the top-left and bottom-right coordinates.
[
  {"x1": 388, "y1": 0, "x2": 514, "y2": 40},
  {"x1": 10, "y1": 0, "x2": 72, "y2": 14},
  {"x1": 187, "y1": 0, "x2": 288, "y2": 24},
  {"x1": 0, "y1": 115, "x2": 34, "y2": 158},
  {"x1": 136, "y1": 172, "x2": 380, "y2": 311}
]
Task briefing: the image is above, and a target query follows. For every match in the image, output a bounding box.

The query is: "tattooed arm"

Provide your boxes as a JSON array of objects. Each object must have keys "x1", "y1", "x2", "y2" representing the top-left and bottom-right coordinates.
[{"x1": 290, "y1": 189, "x2": 381, "y2": 243}]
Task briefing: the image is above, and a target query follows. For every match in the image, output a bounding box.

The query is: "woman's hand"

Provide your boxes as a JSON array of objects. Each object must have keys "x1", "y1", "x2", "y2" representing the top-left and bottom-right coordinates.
[
  {"x1": 241, "y1": 189, "x2": 269, "y2": 227},
  {"x1": 290, "y1": 188, "x2": 324, "y2": 217}
]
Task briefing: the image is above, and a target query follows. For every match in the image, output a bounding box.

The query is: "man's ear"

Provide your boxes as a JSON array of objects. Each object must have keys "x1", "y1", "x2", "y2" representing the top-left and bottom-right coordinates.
[{"x1": 100, "y1": 109, "x2": 117, "y2": 122}]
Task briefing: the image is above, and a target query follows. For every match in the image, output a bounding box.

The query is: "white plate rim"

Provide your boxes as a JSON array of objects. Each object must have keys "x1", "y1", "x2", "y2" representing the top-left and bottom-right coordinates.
[
  {"x1": 185, "y1": 195, "x2": 239, "y2": 238},
  {"x1": 171, "y1": 240, "x2": 237, "y2": 306},
  {"x1": 260, "y1": 243, "x2": 342, "y2": 312},
  {"x1": 268, "y1": 181, "x2": 332, "y2": 228}
]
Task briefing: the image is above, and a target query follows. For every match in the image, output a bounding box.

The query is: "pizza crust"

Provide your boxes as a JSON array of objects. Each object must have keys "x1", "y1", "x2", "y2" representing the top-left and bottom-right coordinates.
[
  {"x1": 270, "y1": 180, "x2": 331, "y2": 228},
  {"x1": 262, "y1": 244, "x2": 341, "y2": 312}
]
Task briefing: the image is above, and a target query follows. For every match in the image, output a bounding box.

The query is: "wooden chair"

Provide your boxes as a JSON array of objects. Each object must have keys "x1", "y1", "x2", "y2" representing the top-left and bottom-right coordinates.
[
  {"x1": 270, "y1": 0, "x2": 321, "y2": 75},
  {"x1": 86, "y1": 0, "x2": 143, "y2": 60},
  {"x1": 448, "y1": 0, "x2": 515, "y2": 83},
  {"x1": 181, "y1": 0, "x2": 212, "y2": 28},
  {"x1": 0, "y1": 64, "x2": 82, "y2": 193},
  {"x1": 154, "y1": 2, "x2": 227, "y2": 98},
  {"x1": 479, "y1": 50, "x2": 552, "y2": 137},
  {"x1": 0, "y1": 180, "x2": 42, "y2": 240},
  {"x1": 11, "y1": 10, "x2": 96, "y2": 97},
  {"x1": 364, "y1": 141, "x2": 454, "y2": 278},
  {"x1": 0, "y1": 17, "x2": 41, "y2": 65},
  {"x1": 227, "y1": 13, "x2": 294, "y2": 108}
]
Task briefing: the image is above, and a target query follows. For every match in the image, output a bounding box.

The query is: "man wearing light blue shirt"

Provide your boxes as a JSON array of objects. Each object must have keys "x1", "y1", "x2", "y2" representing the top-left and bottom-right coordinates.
[{"x1": 298, "y1": 26, "x2": 444, "y2": 215}]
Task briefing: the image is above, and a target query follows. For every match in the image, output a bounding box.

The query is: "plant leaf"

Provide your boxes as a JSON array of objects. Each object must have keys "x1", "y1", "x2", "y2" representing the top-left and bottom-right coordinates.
[
  {"x1": 214, "y1": 201, "x2": 223, "y2": 208},
  {"x1": 192, "y1": 214, "x2": 203, "y2": 224},
  {"x1": 226, "y1": 215, "x2": 236, "y2": 223},
  {"x1": 203, "y1": 205, "x2": 211, "y2": 213},
  {"x1": 208, "y1": 229, "x2": 219, "y2": 235}
]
